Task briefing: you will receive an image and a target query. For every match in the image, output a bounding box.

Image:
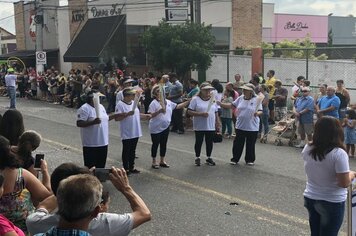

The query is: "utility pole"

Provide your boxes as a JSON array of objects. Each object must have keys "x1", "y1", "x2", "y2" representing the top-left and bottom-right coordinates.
[
  {"x1": 35, "y1": 0, "x2": 44, "y2": 74},
  {"x1": 194, "y1": 0, "x2": 201, "y2": 24}
]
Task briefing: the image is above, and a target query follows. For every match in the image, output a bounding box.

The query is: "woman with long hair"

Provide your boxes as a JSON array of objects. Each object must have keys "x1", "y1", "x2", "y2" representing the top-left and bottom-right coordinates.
[
  {"x1": 0, "y1": 109, "x2": 25, "y2": 146},
  {"x1": 0, "y1": 136, "x2": 51, "y2": 233},
  {"x1": 302, "y1": 116, "x2": 356, "y2": 236},
  {"x1": 188, "y1": 82, "x2": 221, "y2": 166}
]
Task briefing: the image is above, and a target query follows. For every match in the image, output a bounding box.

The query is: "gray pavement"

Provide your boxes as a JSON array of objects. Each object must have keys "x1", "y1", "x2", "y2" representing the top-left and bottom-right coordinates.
[{"x1": 0, "y1": 97, "x2": 354, "y2": 235}]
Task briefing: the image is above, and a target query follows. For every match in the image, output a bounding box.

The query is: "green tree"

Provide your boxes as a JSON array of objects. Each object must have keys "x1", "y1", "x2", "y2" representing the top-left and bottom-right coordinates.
[
  {"x1": 141, "y1": 21, "x2": 215, "y2": 78},
  {"x1": 275, "y1": 36, "x2": 328, "y2": 60}
]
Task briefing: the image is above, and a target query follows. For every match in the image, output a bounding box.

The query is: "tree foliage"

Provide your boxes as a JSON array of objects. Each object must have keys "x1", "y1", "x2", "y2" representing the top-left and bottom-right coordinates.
[
  {"x1": 274, "y1": 36, "x2": 328, "y2": 60},
  {"x1": 141, "y1": 21, "x2": 215, "y2": 77}
]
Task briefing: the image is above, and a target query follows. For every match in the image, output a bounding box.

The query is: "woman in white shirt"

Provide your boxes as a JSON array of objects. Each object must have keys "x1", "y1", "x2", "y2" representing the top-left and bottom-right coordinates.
[
  {"x1": 77, "y1": 91, "x2": 115, "y2": 168},
  {"x1": 187, "y1": 83, "x2": 221, "y2": 166},
  {"x1": 218, "y1": 83, "x2": 263, "y2": 166},
  {"x1": 302, "y1": 116, "x2": 356, "y2": 236},
  {"x1": 115, "y1": 87, "x2": 151, "y2": 175},
  {"x1": 148, "y1": 85, "x2": 189, "y2": 169}
]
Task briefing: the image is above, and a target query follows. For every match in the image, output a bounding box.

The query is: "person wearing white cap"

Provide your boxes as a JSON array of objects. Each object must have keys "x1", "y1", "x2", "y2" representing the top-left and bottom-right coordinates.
[
  {"x1": 116, "y1": 77, "x2": 134, "y2": 105},
  {"x1": 294, "y1": 87, "x2": 314, "y2": 148},
  {"x1": 5, "y1": 68, "x2": 21, "y2": 109},
  {"x1": 148, "y1": 85, "x2": 190, "y2": 168},
  {"x1": 188, "y1": 82, "x2": 221, "y2": 166},
  {"x1": 114, "y1": 87, "x2": 151, "y2": 174},
  {"x1": 218, "y1": 83, "x2": 263, "y2": 166}
]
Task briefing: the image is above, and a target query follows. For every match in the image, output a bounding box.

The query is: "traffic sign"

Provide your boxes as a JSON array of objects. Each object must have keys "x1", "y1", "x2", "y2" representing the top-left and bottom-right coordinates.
[{"x1": 36, "y1": 51, "x2": 47, "y2": 65}]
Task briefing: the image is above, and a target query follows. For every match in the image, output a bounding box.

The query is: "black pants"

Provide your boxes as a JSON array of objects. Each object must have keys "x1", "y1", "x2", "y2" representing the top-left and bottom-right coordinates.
[
  {"x1": 122, "y1": 138, "x2": 139, "y2": 171},
  {"x1": 171, "y1": 105, "x2": 184, "y2": 132},
  {"x1": 232, "y1": 129, "x2": 258, "y2": 163},
  {"x1": 83, "y1": 145, "x2": 108, "y2": 169},
  {"x1": 151, "y1": 127, "x2": 170, "y2": 158},
  {"x1": 194, "y1": 131, "x2": 215, "y2": 158}
]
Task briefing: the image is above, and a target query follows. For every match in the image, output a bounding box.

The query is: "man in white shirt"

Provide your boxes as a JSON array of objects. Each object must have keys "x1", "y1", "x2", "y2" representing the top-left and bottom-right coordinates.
[
  {"x1": 26, "y1": 163, "x2": 151, "y2": 236},
  {"x1": 5, "y1": 68, "x2": 19, "y2": 109}
]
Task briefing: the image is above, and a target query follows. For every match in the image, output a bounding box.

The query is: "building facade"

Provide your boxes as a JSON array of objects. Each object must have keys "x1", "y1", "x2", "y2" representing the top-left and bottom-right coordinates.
[{"x1": 0, "y1": 27, "x2": 16, "y2": 55}]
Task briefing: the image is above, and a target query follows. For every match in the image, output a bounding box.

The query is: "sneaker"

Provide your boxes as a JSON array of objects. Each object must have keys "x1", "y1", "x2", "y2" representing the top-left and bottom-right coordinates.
[
  {"x1": 294, "y1": 141, "x2": 305, "y2": 148},
  {"x1": 246, "y1": 162, "x2": 255, "y2": 166},
  {"x1": 206, "y1": 158, "x2": 216, "y2": 166},
  {"x1": 230, "y1": 158, "x2": 238, "y2": 165},
  {"x1": 195, "y1": 158, "x2": 201, "y2": 166},
  {"x1": 129, "y1": 169, "x2": 141, "y2": 174},
  {"x1": 177, "y1": 130, "x2": 184, "y2": 134}
]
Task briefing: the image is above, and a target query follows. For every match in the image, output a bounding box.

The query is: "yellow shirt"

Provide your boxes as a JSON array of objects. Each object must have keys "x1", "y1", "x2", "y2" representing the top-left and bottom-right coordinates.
[{"x1": 266, "y1": 76, "x2": 276, "y2": 98}]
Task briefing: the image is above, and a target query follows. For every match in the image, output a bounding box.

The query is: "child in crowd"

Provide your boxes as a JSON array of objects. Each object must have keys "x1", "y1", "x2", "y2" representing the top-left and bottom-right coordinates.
[
  {"x1": 0, "y1": 174, "x2": 25, "y2": 236},
  {"x1": 342, "y1": 109, "x2": 356, "y2": 158},
  {"x1": 220, "y1": 89, "x2": 234, "y2": 138}
]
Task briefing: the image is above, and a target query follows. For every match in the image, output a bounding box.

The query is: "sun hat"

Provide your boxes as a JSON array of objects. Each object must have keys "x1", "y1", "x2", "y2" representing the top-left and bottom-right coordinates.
[
  {"x1": 240, "y1": 83, "x2": 255, "y2": 91},
  {"x1": 122, "y1": 87, "x2": 136, "y2": 96},
  {"x1": 200, "y1": 82, "x2": 214, "y2": 90}
]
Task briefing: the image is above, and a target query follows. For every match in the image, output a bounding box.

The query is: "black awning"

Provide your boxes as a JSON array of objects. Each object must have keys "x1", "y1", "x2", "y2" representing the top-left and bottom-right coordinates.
[
  {"x1": 63, "y1": 15, "x2": 125, "y2": 63},
  {"x1": 0, "y1": 49, "x2": 58, "y2": 60}
]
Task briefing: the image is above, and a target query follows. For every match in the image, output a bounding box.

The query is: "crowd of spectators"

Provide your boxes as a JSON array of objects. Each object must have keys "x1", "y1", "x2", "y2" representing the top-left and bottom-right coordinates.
[{"x1": 1, "y1": 63, "x2": 356, "y2": 235}]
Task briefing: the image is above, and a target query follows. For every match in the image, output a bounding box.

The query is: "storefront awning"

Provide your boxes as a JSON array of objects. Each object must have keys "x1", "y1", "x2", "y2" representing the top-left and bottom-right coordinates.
[
  {"x1": 63, "y1": 16, "x2": 124, "y2": 63},
  {"x1": 0, "y1": 49, "x2": 58, "y2": 60}
]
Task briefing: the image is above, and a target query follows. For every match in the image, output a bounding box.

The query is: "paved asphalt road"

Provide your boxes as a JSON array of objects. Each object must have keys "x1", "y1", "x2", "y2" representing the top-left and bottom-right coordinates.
[{"x1": 1, "y1": 97, "x2": 354, "y2": 235}]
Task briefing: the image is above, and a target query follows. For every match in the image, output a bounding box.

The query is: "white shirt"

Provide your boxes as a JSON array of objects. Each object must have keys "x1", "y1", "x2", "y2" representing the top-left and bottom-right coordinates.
[
  {"x1": 26, "y1": 208, "x2": 133, "y2": 236},
  {"x1": 232, "y1": 96, "x2": 262, "y2": 131},
  {"x1": 302, "y1": 145, "x2": 350, "y2": 202},
  {"x1": 188, "y1": 96, "x2": 218, "y2": 131},
  {"x1": 5, "y1": 74, "x2": 17, "y2": 87},
  {"x1": 148, "y1": 99, "x2": 177, "y2": 134},
  {"x1": 77, "y1": 103, "x2": 109, "y2": 147},
  {"x1": 115, "y1": 101, "x2": 142, "y2": 140}
]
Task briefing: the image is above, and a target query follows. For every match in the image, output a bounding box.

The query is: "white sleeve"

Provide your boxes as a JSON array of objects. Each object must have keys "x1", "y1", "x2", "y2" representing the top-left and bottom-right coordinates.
[
  {"x1": 26, "y1": 209, "x2": 60, "y2": 235},
  {"x1": 188, "y1": 97, "x2": 197, "y2": 110},
  {"x1": 335, "y1": 149, "x2": 350, "y2": 173},
  {"x1": 115, "y1": 103, "x2": 123, "y2": 114},
  {"x1": 231, "y1": 97, "x2": 240, "y2": 108},
  {"x1": 88, "y1": 213, "x2": 134, "y2": 236},
  {"x1": 77, "y1": 107, "x2": 89, "y2": 121},
  {"x1": 148, "y1": 100, "x2": 159, "y2": 113}
]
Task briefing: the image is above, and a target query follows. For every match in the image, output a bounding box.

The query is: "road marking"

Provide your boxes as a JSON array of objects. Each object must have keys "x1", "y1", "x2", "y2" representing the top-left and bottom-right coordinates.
[{"x1": 43, "y1": 137, "x2": 309, "y2": 228}]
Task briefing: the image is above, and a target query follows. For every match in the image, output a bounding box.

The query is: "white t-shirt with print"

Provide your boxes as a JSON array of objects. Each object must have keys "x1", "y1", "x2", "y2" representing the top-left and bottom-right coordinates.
[
  {"x1": 188, "y1": 96, "x2": 218, "y2": 131},
  {"x1": 232, "y1": 96, "x2": 262, "y2": 131},
  {"x1": 115, "y1": 101, "x2": 142, "y2": 140},
  {"x1": 148, "y1": 99, "x2": 177, "y2": 134},
  {"x1": 77, "y1": 103, "x2": 109, "y2": 147},
  {"x1": 302, "y1": 144, "x2": 350, "y2": 202}
]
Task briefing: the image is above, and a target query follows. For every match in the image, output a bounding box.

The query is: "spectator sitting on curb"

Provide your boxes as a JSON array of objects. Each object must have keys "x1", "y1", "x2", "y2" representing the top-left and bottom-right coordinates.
[{"x1": 26, "y1": 163, "x2": 151, "y2": 236}]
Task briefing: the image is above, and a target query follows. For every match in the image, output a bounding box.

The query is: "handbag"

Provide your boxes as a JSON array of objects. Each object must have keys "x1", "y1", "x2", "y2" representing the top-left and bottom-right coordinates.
[{"x1": 213, "y1": 132, "x2": 223, "y2": 143}]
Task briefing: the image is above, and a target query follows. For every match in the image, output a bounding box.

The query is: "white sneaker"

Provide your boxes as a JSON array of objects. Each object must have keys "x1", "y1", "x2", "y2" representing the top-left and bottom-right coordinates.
[{"x1": 294, "y1": 141, "x2": 305, "y2": 148}]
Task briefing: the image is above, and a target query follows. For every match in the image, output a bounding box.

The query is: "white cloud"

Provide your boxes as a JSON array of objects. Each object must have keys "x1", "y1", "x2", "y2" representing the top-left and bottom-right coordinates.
[
  {"x1": 0, "y1": 3, "x2": 15, "y2": 34},
  {"x1": 267, "y1": 0, "x2": 356, "y2": 16}
]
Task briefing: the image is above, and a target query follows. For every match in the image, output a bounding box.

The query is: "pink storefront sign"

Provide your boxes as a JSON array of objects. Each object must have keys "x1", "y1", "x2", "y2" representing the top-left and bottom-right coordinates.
[{"x1": 271, "y1": 14, "x2": 328, "y2": 43}]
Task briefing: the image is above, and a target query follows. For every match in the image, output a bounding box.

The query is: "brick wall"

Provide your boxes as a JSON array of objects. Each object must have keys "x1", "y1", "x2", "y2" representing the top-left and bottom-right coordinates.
[
  {"x1": 231, "y1": 0, "x2": 262, "y2": 49},
  {"x1": 14, "y1": 1, "x2": 26, "y2": 50},
  {"x1": 68, "y1": 0, "x2": 89, "y2": 69}
]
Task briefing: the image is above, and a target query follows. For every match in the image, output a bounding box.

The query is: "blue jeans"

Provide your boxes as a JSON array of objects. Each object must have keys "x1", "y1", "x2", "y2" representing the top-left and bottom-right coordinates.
[
  {"x1": 304, "y1": 197, "x2": 345, "y2": 236},
  {"x1": 7, "y1": 86, "x2": 16, "y2": 108},
  {"x1": 221, "y1": 117, "x2": 232, "y2": 136}
]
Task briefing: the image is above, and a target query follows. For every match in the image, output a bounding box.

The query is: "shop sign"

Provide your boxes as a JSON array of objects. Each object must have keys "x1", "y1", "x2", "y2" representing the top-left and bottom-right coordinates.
[
  {"x1": 284, "y1": 21, "x2": 309, "y2": 31},
  {"x1": 89, "y1": 4, "x2": 122, "y2": 19},
  {"x1": 72, "y1": 9, "x2": 85, "y2": 23}
]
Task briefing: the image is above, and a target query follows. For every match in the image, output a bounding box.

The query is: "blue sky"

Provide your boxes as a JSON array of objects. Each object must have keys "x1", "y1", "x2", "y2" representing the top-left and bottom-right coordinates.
[{"x1": 0, "y1": 0, "x2": 355, "y2": 34}]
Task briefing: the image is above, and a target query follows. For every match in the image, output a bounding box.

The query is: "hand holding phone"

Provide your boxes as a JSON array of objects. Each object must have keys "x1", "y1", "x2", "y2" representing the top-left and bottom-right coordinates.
[
  {"x1": 94, "y1": 168, "x2": 112, "y2": 182},
  {"x1": 34, "y1": 154, "x2": 45, "y2": 170}
]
